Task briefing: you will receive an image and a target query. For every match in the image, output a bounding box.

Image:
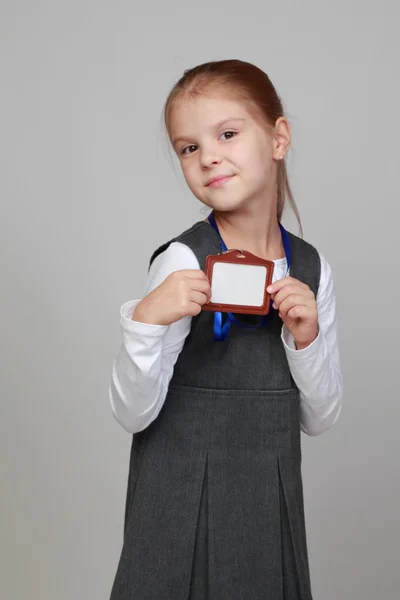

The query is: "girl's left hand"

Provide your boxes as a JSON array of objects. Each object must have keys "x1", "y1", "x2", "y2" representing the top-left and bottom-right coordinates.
[{"x1": 267, "y1": 277, "x2": 318, "y2": 350}]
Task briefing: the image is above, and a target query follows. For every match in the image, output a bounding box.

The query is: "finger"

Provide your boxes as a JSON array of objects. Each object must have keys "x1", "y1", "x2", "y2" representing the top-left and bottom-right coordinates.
[
  {"x1": 175, "y1": 269, "x2": 210, "y2": 280},
  {"x1": 273, "y1": 286, "x2": 312, "y2": 309},
  {"x1": 268, "y1": 277, "x2": 308, "y2": 295},
  {"x1": 285, "y1": 305, "x2": 314, "y2": 321},
  {"x1": 187, "y1": 302, "x2": 202, "y2": 316},
  {"x1": 278, "y1": 295, "x2": 310, "y2": 318},
  {"x1": 190, "y1": 290, "x2": 210, "y2": 306},
  {"x1": 191, "y1": 280, "x2": 211, "y2": 301},
  {"x1": 191, "y1": 279, "x2": 211, "y2": 292}
]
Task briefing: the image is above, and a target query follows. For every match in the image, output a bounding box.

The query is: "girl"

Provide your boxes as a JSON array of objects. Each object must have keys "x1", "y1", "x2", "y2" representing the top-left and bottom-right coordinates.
[{"x1": 109, "y1": 59, "x2": 343, "y2": 600}]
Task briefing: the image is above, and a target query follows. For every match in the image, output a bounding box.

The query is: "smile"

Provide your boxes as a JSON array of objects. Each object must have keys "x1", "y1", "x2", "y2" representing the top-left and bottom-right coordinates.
[{"x1": 206, "y1": 175, "x2": 235, "y2": 188}]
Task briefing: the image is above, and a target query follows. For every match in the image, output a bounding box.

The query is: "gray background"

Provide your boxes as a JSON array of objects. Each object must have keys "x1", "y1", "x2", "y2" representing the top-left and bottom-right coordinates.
[{"x1": 1, "y1": 1, "x2": 399, "y2": 598}]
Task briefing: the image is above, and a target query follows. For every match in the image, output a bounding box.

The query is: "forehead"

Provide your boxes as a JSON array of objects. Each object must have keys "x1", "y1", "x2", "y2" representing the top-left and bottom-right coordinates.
[{"x1": 169, "y1": 94, "x2": 253, "y2": 137}]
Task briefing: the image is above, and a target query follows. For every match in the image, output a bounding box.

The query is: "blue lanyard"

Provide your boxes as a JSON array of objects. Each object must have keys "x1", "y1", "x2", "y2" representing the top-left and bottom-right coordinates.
[{"x1": 207, "y1": 211, "x2": 291, "y2": 341}]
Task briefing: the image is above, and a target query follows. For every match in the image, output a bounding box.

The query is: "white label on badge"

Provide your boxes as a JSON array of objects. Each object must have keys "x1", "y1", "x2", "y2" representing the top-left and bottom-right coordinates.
[{"x1": 211, "y1": 263, "x2": 267, "y2": 306}]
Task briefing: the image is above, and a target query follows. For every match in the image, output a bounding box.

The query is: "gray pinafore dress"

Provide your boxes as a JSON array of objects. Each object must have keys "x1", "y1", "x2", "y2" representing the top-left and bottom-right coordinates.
[{"x1": 110, "y1": 219, "x2": 321, "y2": 600}]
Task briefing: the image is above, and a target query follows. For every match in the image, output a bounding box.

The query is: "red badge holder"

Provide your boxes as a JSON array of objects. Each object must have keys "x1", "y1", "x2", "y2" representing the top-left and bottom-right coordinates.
[{"x1": 202, "y1": 249, "x2": 275, "y2": 315}]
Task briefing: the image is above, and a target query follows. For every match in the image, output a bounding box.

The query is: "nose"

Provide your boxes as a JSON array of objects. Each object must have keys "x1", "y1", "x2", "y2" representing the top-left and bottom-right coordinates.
[{"x1": 199, "y1": 144, "x2": 221, "y2": 169}]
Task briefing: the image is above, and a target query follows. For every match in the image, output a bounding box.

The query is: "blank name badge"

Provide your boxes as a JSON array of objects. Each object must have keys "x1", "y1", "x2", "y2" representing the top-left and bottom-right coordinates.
[{"x1": 203, "y1": 249, "x2": 275, "y2": 315}]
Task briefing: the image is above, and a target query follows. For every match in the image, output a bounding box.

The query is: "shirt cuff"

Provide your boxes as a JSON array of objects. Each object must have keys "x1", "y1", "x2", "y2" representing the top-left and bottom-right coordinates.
[
  {"x1": 120, "y1": 300, "x2": 170, "y2": 336},
  {"x1": 281, "y1": 324, "x2": 322, "y2": 359}
]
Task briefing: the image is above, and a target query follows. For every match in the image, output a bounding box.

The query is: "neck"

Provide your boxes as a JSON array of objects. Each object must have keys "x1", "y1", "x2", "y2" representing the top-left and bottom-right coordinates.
[{"x1": 212, "y1": 204, "x2": 284, "y2": 260}]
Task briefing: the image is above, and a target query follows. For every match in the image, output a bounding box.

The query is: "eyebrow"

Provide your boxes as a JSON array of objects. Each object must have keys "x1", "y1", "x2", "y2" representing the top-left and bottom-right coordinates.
[{"x1": 172, "y1": 117, "x2": 246, "y2": 147}]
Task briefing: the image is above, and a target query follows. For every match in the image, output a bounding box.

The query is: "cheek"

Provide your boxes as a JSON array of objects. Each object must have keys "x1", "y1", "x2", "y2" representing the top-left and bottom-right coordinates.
[
  {"x1": 240, "y1": 140, "x2": 273, "y2": 179},
  {"x1": 231, "y1": 134, "x2": 267, "y2": 167},
  {"x1": 180, "y1": 161, "x2": 198, "y2": 187},
  {"x1": 234, "y1": 148, "x2": 266, "y2": 179}
]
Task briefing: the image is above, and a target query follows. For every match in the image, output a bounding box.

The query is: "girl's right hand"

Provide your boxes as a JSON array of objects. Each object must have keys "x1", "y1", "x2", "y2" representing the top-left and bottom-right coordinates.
[{"x1": 132, "y1": 270, "x2": 212, "y2": 326}]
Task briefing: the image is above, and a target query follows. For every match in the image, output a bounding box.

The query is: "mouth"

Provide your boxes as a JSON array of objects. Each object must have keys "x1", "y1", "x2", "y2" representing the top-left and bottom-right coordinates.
[{"x1": 206, "y1": 174, "x2": 235, "y2": 188}]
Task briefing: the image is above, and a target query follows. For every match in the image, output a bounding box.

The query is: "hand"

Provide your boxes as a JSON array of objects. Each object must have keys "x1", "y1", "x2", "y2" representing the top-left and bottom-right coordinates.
[
  {"x1": 133, "y1": 270, "x2": 211, "y2": 326},
  {"x1": 267, "y1": 277, "x2": 318, "y2": 350}
]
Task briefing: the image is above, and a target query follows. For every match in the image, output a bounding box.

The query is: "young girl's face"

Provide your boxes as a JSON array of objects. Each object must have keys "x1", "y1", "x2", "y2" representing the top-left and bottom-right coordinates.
[{"x1": 169, "y1": 94, "x2": 280, "y2": 213}]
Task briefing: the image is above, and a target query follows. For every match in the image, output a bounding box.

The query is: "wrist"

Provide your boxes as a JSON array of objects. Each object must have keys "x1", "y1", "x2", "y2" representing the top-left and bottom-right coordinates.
[
  {"x1": 132, "y1": 303, "x2": 155, "y2": 324},
  {"x1": 294, "y1": 328, "x2": 319, "y2": 350},
  {"x1": 295, "y1": 340, "x2": 313, "y2": 351}
]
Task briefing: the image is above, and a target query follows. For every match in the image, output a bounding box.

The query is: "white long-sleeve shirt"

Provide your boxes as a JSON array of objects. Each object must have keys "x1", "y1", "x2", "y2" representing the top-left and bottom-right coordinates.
[{"x1": 109, "y1": 241, "x2": 343, "y2": 436}]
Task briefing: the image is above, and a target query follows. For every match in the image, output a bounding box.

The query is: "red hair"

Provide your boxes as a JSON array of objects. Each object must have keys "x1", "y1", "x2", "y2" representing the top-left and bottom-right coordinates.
[{"x1": 163, "y1": 59, "x2": 302, "y2": 234}]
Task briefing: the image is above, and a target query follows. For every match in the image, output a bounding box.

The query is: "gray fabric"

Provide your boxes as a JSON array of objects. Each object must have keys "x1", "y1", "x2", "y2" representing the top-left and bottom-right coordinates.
[{"x1": 110, "y1": 220, "x2": 321, "y2": 600}]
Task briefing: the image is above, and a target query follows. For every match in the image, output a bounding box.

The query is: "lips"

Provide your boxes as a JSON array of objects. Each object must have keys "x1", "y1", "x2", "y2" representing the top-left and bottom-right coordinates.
[{"x1": 206, "y1": 174, "x2": 235, "y2": 187}]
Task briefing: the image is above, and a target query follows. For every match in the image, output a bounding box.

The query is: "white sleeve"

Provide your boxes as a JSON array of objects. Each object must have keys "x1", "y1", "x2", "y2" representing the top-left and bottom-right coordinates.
[
  {"x1": 109, "y1": 242, "x2": 200, "y2": 434},
  {"x1": 281, "y1": 253, "x2": 343, "y2": 436}
]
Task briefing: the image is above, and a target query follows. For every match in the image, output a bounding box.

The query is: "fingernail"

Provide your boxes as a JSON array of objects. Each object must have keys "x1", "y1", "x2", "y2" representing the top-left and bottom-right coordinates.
[{"x1": 267, "y1": 285, "x2": 273, "y2": 293}]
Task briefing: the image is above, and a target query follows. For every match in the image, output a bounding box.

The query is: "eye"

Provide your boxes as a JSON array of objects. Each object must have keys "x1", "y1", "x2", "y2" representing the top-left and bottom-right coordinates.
[
  {"x1": 220, "y1": 131, "x2": 237, "y2": 141},
  {"x1": 181, "y1": 144, "x2": 198, "y2": 155}
]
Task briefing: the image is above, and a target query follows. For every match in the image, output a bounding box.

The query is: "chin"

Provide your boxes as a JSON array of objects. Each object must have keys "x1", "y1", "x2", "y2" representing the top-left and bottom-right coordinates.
[
  {"x1": 201, "y1": 197, "x2": 250, "y2": 214},
  {"x1": 194, "y1": 190, "x2": 243, "y2": 211}
]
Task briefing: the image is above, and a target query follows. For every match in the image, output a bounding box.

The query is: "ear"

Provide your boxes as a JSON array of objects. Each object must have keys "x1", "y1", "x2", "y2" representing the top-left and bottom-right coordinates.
[{"x1": 272, "y1": 117, "x2": 291, "y2": 160}]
